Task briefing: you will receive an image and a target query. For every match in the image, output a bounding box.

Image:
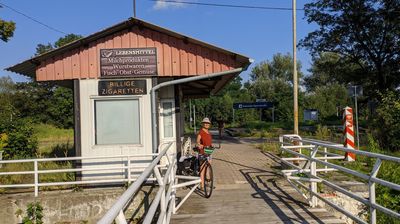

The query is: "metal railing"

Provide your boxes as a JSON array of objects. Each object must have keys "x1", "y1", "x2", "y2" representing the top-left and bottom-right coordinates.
[
  {"x1": 98, "y1": 141, "x2": 201, "y2": 224},
  {"x1": 1, "y1": 141, "x2": 201, "y2": 224},
  {"x1": 0, "y1": 150, "x2": 158, "y2": 197},
  {"x1": 279, "y1": 134, "x2": 400, "y2": 224}
]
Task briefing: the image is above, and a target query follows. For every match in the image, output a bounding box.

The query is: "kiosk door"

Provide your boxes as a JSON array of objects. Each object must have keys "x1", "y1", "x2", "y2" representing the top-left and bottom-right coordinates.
[{"x1": 159, "y1": 99, "x2": 176, "y2": 143}]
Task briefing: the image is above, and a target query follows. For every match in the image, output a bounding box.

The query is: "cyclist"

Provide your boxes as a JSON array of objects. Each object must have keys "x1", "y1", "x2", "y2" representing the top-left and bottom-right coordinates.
[
  {"x1": 196, "y1": 117, "x2": 213, "y2": 153},
  {"x1": 196, "y1": 117, "x2": 213, "y2": 189}
]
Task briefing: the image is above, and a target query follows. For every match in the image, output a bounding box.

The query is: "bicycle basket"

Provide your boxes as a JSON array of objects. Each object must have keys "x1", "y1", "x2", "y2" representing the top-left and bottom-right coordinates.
[{"x1": 204, "y1": 147, "x2": 214, "y2": 155}]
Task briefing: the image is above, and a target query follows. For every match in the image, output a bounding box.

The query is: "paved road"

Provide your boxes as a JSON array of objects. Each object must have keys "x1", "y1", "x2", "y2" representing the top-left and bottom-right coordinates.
[{"x1": 171, "y1": 134, "x2": 345, "y2": 224}]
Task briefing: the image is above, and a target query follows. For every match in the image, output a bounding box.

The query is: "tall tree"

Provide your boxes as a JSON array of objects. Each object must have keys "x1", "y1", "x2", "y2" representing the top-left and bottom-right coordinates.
[
  {"x1": 300, "y1": 0, "x2": 400, "y2": 93},
  {"x1": 248, "y1": 53, "x2": 304, "y2": 121},
  {"x1": 304, "y1": 52, "x2": 361, "y2": 92},
  {"x1": 250, "y1": 53, "x2": 303, "y2": 83},
  {"x1": 0, "y1": 77, "x2": 16, "y2": 121},
  {"x1": 0, "y1": 18, "x2": 15, "y2": 42},
  {"x1": 36, "y1": 33, "x2": 82, "y2": 55},
  {"x1": 0, "y1": 5, "x2": 16, "y2": 42}
]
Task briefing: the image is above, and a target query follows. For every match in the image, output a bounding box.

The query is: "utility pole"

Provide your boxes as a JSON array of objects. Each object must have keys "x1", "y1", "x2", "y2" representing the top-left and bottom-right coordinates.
[
  {"x1": 133, "y1": 0, "x2": 137, "y2": 17},
  {"x1": 292, "y1": 0, "x2": 298, "y2": 134},
  {"x1": 353, "y1": 86, "x2": 360, "y2": 150}
]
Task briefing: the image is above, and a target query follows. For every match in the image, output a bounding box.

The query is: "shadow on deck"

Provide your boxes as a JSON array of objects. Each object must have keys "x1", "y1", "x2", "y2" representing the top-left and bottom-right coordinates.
[{"x1": 171, "y1": 135, "x2": 345, "y2": 224}]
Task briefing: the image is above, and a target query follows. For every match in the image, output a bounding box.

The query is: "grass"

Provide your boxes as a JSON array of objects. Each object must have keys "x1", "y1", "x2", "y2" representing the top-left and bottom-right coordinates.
[
  {"x1": 0, "y1": 123, "x2": 75, "y2": 193},
  {"x1": 257, "y1": 142, "x2": 280, "y2": 154},
  {"x1": 34, "y1": 123, "x2": 74, "y2": 155}
]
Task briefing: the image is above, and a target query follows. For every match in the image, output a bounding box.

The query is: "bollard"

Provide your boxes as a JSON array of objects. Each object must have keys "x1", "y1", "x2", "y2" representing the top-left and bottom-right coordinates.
[{"x1": 343, "y1": 106, "x2": 356, "y2": 161}]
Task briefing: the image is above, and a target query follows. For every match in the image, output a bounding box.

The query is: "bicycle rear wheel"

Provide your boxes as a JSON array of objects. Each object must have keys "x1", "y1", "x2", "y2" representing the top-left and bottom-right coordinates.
[{"x1": 203, "y1": 163, "x2": 214, "y2": 198}]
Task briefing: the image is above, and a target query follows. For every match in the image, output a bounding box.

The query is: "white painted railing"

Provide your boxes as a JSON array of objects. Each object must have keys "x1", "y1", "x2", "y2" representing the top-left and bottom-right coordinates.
[
  {"x1": 280, "y1": 134, "x2": 400, "y2": 224},
  {"x1": 0, "y1": 151, "x2": 159, "y2": 197},
  {"x1": 98, "y1": 141, "x2": 200, "y2": 224},
  {"x1": 1, "y1": 141, "x2": 201, "y2": 224}
]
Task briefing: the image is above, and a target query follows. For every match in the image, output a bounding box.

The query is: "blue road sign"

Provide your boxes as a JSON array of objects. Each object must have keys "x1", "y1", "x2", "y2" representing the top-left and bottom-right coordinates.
[{"x1": 233, "y1": 102, "x2": 273, "y2": 109}]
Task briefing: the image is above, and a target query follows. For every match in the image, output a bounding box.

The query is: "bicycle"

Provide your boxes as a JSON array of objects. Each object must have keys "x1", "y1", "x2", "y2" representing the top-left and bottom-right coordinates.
[{"x1": 177, "y1": 139, "x2": 216, "y2": 198}]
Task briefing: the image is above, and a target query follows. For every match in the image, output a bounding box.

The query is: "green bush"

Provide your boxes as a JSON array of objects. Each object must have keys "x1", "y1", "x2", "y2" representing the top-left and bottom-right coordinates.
[
  {"x1": 315, "y1": 125, "x2": 331, "y2": 141},
  {"x1": 362, "y1": 135, "x2": 400, "y2": 223},
  {"x1": 0, "y1": 118, "x2": 38, "y2": 159},
  {"x1": 372, "y1": 91, "x2": 400, "y2": 151},
  {"x1": 22, "y1": 201, "x2": 43, "y2": 224}
]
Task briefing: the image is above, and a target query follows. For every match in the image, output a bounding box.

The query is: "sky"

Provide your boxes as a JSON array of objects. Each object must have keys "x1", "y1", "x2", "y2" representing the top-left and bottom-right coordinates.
[{"x1": 0, "y1": 0, "x2": 317, "y2": 83}]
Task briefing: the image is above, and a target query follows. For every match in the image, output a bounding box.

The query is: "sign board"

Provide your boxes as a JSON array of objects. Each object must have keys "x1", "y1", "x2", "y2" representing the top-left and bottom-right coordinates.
[
  {"x1": 98, "y1": 80, "x2": 147, "y2": 96},
  {"x1": 347, "y1": 86, "x2": 363, "y2": 97},
  {"x1": 100, "y1": 48, "x2": 157, "y2": 77},
  {"x1": 233, "y1": 102, "x2": 273, "y2": 109},
  {"x1": 304, "y1": 109, "x2": 318, "y2": 121}
]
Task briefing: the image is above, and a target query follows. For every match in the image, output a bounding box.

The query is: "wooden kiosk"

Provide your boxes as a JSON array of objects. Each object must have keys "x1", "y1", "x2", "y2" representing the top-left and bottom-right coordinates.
[{"x1": 7, "y1": 18, "x2": 251, "y2": 179}]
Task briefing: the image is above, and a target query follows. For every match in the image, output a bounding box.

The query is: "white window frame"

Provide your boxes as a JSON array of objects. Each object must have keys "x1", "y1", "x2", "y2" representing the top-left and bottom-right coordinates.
[
  {"x1": 159, "y1": 99, "x2": 176, "y2": 142},
  {"x1": 90, "y1": 95, "x2": 144, "y2": 147}
]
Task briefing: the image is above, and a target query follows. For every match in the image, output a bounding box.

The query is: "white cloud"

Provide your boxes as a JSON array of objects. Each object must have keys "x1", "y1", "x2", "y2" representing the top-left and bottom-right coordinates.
[{"x1": 153, "y1": 0, "x2": 187, "y2": 10}]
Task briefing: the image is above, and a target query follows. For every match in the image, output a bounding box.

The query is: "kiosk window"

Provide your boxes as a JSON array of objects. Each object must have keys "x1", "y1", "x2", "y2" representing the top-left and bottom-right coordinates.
[
  {"x1": 162, "y1": 102, "x2": 173, "y2": 138},
  {"x1": 95, "y1": 99, "x2": 140, "y2": 145}
]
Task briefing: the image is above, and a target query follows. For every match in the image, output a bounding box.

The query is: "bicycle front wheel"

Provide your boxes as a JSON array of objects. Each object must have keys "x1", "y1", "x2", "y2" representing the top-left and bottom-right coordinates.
[{"x1": 203, "y1": 163, "x2": 214, "y2": 198}]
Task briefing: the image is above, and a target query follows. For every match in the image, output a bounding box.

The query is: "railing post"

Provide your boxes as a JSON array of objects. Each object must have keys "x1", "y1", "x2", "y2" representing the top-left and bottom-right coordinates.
[
  {"x1": 34, "y1": 160, "x2": 38, "y2": 197},
  {"x1": 115, "y1": 210, "x2": 127, "y2": 224},
  {"x1": 310, "y1": 146, "x2": 318, "y2": 207},
  {"x1": 172, "y1": 158, "x2": 178, "y2": 215},
  {"x1": 154, "y1": 166, "x2": 166, "y2": 222},
  {"x1": 127, "y1": 156, "x2": 131, "y2": 184},
  {"x1": 369, "y1": 158, "x2": 382, "y2": 224},
  {"x1": 324, "y1": 147, "x2": 328, "y2": 173}
]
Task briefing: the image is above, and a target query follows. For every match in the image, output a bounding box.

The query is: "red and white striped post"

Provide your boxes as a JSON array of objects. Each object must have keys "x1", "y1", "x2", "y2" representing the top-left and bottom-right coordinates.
[{"x1": 343, "y1": 106, "x2": 356, "y2": 161}]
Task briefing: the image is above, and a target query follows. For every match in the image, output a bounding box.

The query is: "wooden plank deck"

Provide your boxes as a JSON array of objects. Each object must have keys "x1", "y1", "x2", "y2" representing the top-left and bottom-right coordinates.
[{"x1": 171, "y1": 134, "x2": 345, "y2": 224}]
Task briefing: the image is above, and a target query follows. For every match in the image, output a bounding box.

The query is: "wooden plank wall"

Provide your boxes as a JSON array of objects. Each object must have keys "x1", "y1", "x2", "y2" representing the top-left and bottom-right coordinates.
[{"x1": 36, "y1": 27, "x2": 239, "y2": 81}]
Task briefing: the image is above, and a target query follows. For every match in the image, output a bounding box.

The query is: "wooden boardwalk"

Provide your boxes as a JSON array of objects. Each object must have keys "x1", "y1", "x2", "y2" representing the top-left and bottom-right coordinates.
[{"x1": 171, "y1": 135, "x2": 345, "y2": 224}]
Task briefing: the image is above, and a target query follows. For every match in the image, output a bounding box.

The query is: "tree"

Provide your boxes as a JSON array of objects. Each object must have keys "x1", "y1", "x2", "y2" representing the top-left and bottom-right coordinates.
[
  {"x1": 0, "y1": 76, "x2": 16, "y2": 121},
  {"x1": 300, "y1": 0, "x2": 400, "y2": 94},
  {"x1": 371, "y1": 91, "x2": 400, "y2": 151},
  {"x1": 0, "y1": 18, "x2": 15, "y2": 42},
  {"x1": 250, "y1": 53, "x2": 303, "y2": 83},
  {"x1": 0, "y1": 4, "x2": 16, "y2": 42},
  {"x1": 35, "y1": 33, "x2": 82, "y2": 55},
  {"x1": 12, "y1": 34, "x2": 82, "y2": 127},
  {"x1": 304, "y1": 84, "x2": 350, "y2": 121},
  {"x1": 248, "y1": 53, "x2": 304, "y2": 121},
  {"x1": 304, "y1": 52, "x2": 362, "y2": 92}
]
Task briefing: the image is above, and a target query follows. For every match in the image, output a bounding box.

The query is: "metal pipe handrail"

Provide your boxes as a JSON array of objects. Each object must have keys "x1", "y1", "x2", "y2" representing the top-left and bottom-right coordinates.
[
  {"x1": 142, "y1": 156, "x2": 175, "y2": 224},
  {"x1": 0, "y1": 153, "x2": 157, "y2": 164},
  {"x1": 300, "y1": 138, "x2": 400, "y2": 163},
  {"x1": 0, "y1": 152, "x2": 160, "y2": 197},
  {"x1": 97, "y1": 142, "x2": 173, "y2": 224},
  {"x1": 280, "y1": 134, "x2": 400, "y2": 224}
]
